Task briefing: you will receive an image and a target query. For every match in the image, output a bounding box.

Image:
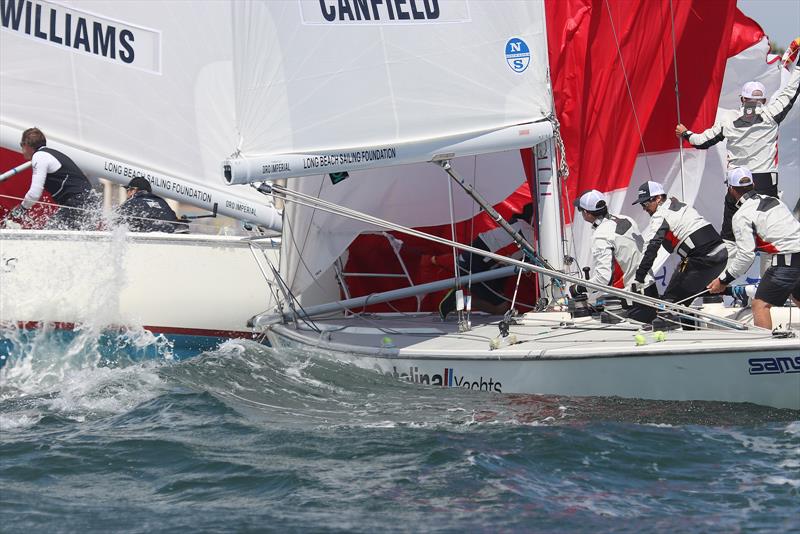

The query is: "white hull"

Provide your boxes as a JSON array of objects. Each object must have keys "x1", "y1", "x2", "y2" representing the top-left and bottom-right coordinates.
[
  {"x1": 0, "y1": 229, "x2": 278, "y2": 337},
  {"x1": 266, "y1": 313, "x2": 800, "y2": 410}
]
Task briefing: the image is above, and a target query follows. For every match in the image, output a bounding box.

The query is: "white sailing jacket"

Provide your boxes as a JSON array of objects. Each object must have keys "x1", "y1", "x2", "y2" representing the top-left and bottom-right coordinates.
[
  {"x1": 685, "y1": 65, "x2": 800, "y2": 173},
  {"x1": 636, "y1": 197, "x2": 722, "y2": 283},
  {"x1": 588, "y1": 215, "x2": 653, "y2": 289},
  {"x1": 720, "y1": 192, "x2": 800, "y2": 283}
]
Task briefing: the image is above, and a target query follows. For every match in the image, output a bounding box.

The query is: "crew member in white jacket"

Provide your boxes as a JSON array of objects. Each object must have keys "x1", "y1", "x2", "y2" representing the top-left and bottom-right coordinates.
[
  {"x1": 708, "y1": 167, "x2": 800, "y2": 329},
  {"x1": 571, "y1": 190, "x2": 658, "y2": 323},
  {"x1": 675, "y1": 48, "x2": 800, "y2": 245},
  {"x1": 633, "y1": 181, "x2": 727, "y2": 318}
]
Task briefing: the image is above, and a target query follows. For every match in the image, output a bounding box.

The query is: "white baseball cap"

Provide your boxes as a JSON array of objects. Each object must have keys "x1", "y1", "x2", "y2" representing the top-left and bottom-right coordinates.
[
  {"x1": 632, "y1": 181, "x2": 666, "y2": 205},
  {"x1": 726, "y1": 167, "x2": 754, "y2": 187},
  {"x1": 573, "y1": 189, "x2": 608, "y2": 212},
  {"x1": 741, "y1": 81, "x2": 766, "y2": 99}
]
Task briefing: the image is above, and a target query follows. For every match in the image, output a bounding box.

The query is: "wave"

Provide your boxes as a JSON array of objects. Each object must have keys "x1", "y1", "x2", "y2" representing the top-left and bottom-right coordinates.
[{"x1": 2, "y1": 330, "x2": 797, "y2": 435}]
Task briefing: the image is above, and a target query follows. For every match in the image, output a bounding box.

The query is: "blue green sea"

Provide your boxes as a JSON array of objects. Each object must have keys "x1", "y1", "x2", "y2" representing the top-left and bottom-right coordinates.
[{"x1": 1, "y1": 329, "x2": 798, "y2": 533}]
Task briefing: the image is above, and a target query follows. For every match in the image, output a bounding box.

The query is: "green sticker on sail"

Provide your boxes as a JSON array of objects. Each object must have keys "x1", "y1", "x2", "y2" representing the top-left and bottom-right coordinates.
[{"x1": 329, "y1": 172, "x2": 349, "y2": 185}]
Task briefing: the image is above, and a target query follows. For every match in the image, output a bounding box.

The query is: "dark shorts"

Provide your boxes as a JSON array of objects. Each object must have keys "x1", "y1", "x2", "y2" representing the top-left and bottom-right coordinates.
[{"x1": 755, "y1": 265, "x2": 800, "y2": 306}]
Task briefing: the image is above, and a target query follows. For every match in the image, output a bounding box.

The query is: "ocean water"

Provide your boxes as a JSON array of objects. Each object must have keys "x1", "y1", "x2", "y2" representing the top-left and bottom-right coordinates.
[{"x1": 1, "y1": 330, "x2": 798, "y2": 533}]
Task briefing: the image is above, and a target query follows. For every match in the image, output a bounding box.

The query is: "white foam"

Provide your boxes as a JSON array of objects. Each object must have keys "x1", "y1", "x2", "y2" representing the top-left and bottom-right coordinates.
[
  {"x1": 0, "y1": 321, "x2": 175, "y2": 426},
  {"x1": 0, "y1": 412, "x2": 42, "y2": 430},
  {"x1": 763, "y1": 475, "x2": 800, "y2": 488}
]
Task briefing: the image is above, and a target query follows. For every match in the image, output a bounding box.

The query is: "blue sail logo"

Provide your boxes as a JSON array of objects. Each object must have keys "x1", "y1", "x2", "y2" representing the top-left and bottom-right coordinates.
[{"x1": 505, "y1": 38, "x2": 530, "y2": 73}]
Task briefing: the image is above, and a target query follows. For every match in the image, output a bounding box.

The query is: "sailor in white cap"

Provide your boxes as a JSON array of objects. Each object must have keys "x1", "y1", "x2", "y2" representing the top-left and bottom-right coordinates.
[
  {"x1": 707, "y1": 167, "x2": 800, "y2": 329},
  {"x1": 674, "y1": 40, "x2": 800, "y2": 247},
  {"x1": 572, "y1": 189, "x2": 658, "y2": 323},
  {"x1": 632, "y1": 181, "x2": 727, "y2": 323}
]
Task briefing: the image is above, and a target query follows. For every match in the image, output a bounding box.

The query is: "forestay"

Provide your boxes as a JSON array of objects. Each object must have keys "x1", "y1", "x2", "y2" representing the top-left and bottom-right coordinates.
[
  {"x1": 226, "y1": 0, "x2": 554, "y2": 295},
  {"x1": 0, "y1": 0, "x2": 280, "y2": 228}
]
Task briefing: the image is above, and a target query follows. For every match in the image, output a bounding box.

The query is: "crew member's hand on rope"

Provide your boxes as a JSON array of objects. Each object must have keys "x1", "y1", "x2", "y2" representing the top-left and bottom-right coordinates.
[
  {"x1": 781, "y1": 37, "x2": 800, "y2": 69},
  {"x1": 706, "y1": 277, "x2": 726, "y2": 294}
]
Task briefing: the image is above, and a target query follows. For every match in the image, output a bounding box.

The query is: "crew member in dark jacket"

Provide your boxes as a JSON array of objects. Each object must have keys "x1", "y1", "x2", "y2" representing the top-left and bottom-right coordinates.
[
  {"x1": 117, "y1": 176, "x2": 180, "y2": 233},
  {"x1": 14, "y1": 127, "x2": 98, "y2": 229}
]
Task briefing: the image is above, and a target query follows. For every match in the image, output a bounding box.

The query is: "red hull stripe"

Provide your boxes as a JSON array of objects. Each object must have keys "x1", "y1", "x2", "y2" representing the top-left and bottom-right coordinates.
[{"x1": 14, "y1": 321, "x2": 255, "y2": 339}]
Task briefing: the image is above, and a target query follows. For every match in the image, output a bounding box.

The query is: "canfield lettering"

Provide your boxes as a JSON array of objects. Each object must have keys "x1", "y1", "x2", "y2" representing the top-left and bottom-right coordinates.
[{"x1": 319, "y1": 0, "x2": 440, "y2": 22}]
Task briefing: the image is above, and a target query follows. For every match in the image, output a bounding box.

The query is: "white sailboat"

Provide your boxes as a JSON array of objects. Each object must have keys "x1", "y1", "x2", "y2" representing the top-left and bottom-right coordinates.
[
  {"x1": 0, "y1": 0, "x2": 283, "y2": 354},
  {"x1": 222, "y1": 0, "x2": 799, "y2": 409}
]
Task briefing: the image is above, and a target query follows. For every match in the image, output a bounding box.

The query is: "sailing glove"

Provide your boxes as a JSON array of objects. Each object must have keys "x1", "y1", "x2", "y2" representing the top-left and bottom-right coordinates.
[{"x1": 782, "y1": 37, "x2": 800, "y2": 69}]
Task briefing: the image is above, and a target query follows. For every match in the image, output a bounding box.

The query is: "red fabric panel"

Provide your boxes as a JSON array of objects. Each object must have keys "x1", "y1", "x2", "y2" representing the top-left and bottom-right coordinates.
[
  {"x1": 545, "y1": 0, "x2": 736, "y2": 220},
  {"x1": 611, "y1": 259, "x2": 625, "y2": 288},
  {"x1": 728, "y1": 9, "x2": 765, "y2": 58},
  {"x1": 342, "y1": 181, "x2": 534, "y2": 313}
]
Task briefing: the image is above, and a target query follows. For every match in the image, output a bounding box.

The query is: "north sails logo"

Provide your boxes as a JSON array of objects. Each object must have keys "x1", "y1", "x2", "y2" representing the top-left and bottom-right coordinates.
[
  {"x1": 388, "y1": 366, "x2": 502, "y2": 392},
  {"x1": 748, "y1": 356, "x2": 800, "y2": 375},
  {"x1": 505, "y1": 37, "x2": 530, "y2": 73}
]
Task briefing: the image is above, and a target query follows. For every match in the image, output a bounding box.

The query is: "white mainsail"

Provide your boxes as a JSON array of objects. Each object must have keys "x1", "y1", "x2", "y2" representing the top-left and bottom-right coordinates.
[
  {"x1": 225, "y1": 0, "x2": 554, "y2": 294},
  {"x1": 0, "y1": 0, "x2": 280, "y2": 229}
]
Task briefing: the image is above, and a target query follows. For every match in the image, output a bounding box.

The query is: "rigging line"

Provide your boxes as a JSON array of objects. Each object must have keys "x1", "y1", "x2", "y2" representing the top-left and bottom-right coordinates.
[
  {"x1": 454, "y1": 263, "x2": 536, "y2": 310},
  {"x1": 445, "y1": 171, "x2": 461, "y2": 292},
  {"x1": 603, "y1": 0, "x2": 654, "y2": 181},
  {"x1": 248, "y1": 243, "x2": 283, "y2": 313},
  {"x1": 276, "y1": 200, "x2": 333, "y2": 330},
  {"x1": 468, "y1": 155, "x2": 479, "y2": 296},
  {"x1": 669, "y1": 0, "x2": 686, "y2": 200},
  {"x1": 270, "y1": 185, "x2": 752, "y2": 331},
  {"x1": 264, "y1": 246, "x2": 323, "y2": 333},
  {"x1": 0, "y1": 192, "x2": 195, "y2": 231}
]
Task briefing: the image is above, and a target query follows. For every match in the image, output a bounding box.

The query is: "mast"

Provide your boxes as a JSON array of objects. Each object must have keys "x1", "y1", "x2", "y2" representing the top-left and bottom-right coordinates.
[{"x1": 532, "y1": 137, "x2": 566, "y2": 291}]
